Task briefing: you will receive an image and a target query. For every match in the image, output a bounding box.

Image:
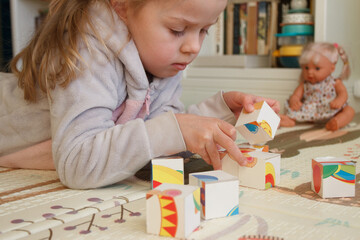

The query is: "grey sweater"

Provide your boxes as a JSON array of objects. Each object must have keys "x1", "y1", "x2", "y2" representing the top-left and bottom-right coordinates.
[{"x1": 0, "y1": 3, "x2": 236, "y2": 189}]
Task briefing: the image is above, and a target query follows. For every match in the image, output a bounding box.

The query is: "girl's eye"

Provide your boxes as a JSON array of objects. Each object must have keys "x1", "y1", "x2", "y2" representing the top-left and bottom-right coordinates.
[
  {"x1": 316, "y1": 67, "x2": 320, "y2": 71},
  {"x1": 304, "y1": 66, "x2": 309, "y2": 70},
  {"x1": 171, "y1": 29, "x2": 185, "y2": 37}
]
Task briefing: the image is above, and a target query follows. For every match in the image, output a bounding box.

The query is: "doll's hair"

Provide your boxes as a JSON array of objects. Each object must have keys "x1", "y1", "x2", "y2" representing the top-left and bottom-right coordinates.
[
  {"x1": 299, "y1": 42, "x2": 350, "y2": 80},
  {"x1": 10, "y1": 0, "x2": 148, "y2": 103}
]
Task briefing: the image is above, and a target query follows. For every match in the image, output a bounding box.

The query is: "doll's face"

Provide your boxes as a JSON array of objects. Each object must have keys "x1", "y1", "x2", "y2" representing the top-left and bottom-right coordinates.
[{"x1": 301, "y1": 54, "x2": 335, "y2": 84}]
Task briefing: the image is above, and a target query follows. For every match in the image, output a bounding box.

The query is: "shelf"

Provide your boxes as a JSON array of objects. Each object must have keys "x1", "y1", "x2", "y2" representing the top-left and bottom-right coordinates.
[
  {"x1": 186, "y1": 66, "x2": 301, "y2": 79},
  {"x1": 191, "y1": 55, "x2": 272, "y2": 68},
  {"x1": 10, "y1": 0, "x2": 48, "y2": 55}
]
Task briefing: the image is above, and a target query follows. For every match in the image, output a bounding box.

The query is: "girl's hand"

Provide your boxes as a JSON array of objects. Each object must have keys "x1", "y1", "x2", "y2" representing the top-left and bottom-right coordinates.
[
  {"x1": 289, "y1": 96, "x2": 303, "y2": 111},
  {"x1": 175, "y1": 114, "x2": 247, "y2": 169},
  {"x1": 223, "y1": 91, "x2": 280, "y2": 118}
]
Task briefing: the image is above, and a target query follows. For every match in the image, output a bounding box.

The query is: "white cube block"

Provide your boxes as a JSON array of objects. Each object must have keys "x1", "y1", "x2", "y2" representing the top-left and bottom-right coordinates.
[
  {"x1": 189, "y1": 170, "x2": 239, "y2": 220},
  {"x1": 236, "y1": 143, "x2": 269, "y2": 152},
  {"x1": 219, "y1": 143, "x2": 269, "y2": 167},
  {"x1": 146, "y1": 183, "x2": 200, "y2": 238},
  {"x1": 235, "y1": 101, "x2": 280, "y2": 145},
  {"x1": 222, "y1": 151, "x2": 281, "y2": 190},
  {"x1": 312, "y1": 156, "x2": 356, "y2": 198},
  {"x1": 151, "y1": 157, "x2": 184, "y2": 189}
]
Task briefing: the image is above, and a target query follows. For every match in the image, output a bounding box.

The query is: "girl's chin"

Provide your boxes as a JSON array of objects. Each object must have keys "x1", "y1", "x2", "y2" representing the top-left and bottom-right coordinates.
[{"x1": 151, "y1": 70, "x2": 182, "y2": 79}]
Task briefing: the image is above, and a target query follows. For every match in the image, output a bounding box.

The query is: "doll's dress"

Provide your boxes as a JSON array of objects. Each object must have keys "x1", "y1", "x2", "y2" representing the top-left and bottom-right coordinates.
[{"x1": 284, "y1": 75, "x2": 347, "y2": 123}]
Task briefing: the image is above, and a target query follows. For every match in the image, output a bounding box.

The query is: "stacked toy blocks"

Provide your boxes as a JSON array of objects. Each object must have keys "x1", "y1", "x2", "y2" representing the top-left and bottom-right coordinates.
[
  {"x1": 189, "y1": 170, "x2": 239, "y2": 220},
  {"x1": 151, "y1": 157, "x2": 184, "y2": 189},
  {"x1": 311, "y1": 156, "x2": 356, "y2": 198},
  {"x1": 235, "y1": 101, "x2": 280, "y2": 145},
  {"x1": 221, "y1": 101, "x2": 281, "y2": 190},
  {"x1": 219, "y1": 143, "x2": 269, "y2": 161},
  {"x1": 222, "y1": 150, "x2": 281, "y2": 190},
  {"x1": 237, "y1": 143, "x2": 269, "y2": 152},
  {"x1": 146, "y1": 183, "x2": 201, "y2": 238}
]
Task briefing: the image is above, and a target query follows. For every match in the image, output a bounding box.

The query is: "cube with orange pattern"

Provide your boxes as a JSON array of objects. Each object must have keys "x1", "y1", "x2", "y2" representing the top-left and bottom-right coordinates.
[
  {"x1": 146, "y1": 183, "x2": 201, "y2": 238},
  {"x1": 221, "y1": 145, "x2": 281, "y2": 190},
  {"x1": 235, "y1": 101, "x2": 280, "y2": 145}
]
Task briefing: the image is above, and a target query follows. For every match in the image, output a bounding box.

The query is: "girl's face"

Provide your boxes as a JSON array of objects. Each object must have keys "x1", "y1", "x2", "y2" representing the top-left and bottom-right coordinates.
[
  {"x1": 301, "y1": 54, "x2": 335, "y2": 84},
  {"x1": 121, "y1": 0, "x2": 227, "y2": 78}
]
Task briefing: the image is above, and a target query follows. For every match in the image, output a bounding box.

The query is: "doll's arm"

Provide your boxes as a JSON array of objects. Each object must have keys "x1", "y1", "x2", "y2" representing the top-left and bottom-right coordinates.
[
  {"x1": 288, "y1": 82, "x2": 304, "y2": 111},
  {"x1": 330, "y1": 79, "x2": 348, "y2": 109}
]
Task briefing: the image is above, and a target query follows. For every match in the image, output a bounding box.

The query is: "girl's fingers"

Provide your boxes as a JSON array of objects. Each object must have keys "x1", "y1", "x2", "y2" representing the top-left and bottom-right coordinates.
[
  {"x1": 244, "y1": 95, "x2": 281, "y2": 114},
  {"x1": 214, "y1": 125, "x2": 247, "y2": 166},
  {"x1": 217, "y1": 120, "x2": 237, "y2": 141},
  {"x1": 241, "y1": 96, "x2": 256, "y2": 113},
  {"x1": 265, "y1": 98, "x2": 281, "y2": 113},
  {"x1": 206, "y1": 141, "x2": 221, "y2": 170}
]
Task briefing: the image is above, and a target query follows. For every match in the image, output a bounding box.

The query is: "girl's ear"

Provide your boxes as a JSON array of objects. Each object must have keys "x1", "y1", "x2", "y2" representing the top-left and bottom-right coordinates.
[{"x1": 110, "y1": 0, "x2": 128, "y2": 23}]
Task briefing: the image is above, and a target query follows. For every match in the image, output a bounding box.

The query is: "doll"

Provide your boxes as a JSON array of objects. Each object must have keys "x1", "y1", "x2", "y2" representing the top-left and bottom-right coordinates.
[{"x1": 280, "y1": 42, "x2": 355, "y2": 131}]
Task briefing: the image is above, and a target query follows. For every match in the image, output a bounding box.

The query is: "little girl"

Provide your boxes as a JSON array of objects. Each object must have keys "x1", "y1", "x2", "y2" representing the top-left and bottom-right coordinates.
[
  {"x1": 0, "y1": 0, "x2": 280, "y2": 189},
  {"x1": 280, "y1": 42, "x2": 355, "y2": 131}
]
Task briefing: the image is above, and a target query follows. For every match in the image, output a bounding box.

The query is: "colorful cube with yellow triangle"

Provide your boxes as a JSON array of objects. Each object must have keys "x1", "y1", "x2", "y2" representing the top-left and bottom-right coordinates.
[
  {"x1": 151, "y1": 157, "x2": 184, "y2": 189},
  {"x1": 146, "y1": 183, "x2": 201, "y2": 238}
]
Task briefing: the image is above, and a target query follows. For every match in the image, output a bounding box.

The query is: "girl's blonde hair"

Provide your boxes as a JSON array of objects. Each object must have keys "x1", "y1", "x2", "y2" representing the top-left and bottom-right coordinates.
[
  {"x1": 299, "y1": 42, "x2": 350, "y2": 80},
  {"x1": 10, "y1": 0, "x2": 147, "y2": 103}
]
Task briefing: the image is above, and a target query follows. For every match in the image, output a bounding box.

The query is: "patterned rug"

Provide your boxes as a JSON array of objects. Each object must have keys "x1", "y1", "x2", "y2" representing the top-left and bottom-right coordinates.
[{"x1": 1, "y1": 114, "x2": 360, "y2": 240}]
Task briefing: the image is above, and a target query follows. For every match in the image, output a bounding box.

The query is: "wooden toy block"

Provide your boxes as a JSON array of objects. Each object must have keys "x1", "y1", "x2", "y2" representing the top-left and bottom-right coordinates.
[
  {"x1": 312, "y1": 156, "x2": 356, "y2": 198},
  {"x1": 188, "y1": 170, "x2": 239, "y2": 220},
  {"x1": 222, "y1": 151, "x2": 281, "y2": 190},
  {"x1": 237, "y1": 143, "x2": 269, "y2": 152},
  {"x1": 218, "y1": 143, "x2": 269, "y2": 163},
  {"x1": 235, "y1": 101, "x2": 280, "y2": 145},
  {"x1": 151, "y1": 157, "x2": 184, "y2": 189},
  {"x1": 146, "y1": 183, "x2": 201, "y2": 238},
  {"x1": 219, "y1": 144, "x2": 269, "y2": 172}
]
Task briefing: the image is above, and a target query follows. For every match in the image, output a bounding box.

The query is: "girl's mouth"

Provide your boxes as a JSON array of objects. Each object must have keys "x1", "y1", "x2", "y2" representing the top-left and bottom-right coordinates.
[{"x1": 172, "y1": 63, "x2": 188, "y2": 71}]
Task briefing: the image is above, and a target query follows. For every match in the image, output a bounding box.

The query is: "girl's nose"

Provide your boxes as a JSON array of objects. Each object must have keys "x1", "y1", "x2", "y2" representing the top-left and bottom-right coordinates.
[{"x1": 180, "y1": 33, "x2": 201, "y2": 55}]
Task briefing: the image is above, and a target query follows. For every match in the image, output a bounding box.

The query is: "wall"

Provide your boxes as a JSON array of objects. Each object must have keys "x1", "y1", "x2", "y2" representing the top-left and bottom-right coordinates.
[
  {"x1": 181, "y1": 67, "x2": 301, "y2": 113},
  {"x1": 324, "y1": 0, "x2": 360, "y2": 110}
]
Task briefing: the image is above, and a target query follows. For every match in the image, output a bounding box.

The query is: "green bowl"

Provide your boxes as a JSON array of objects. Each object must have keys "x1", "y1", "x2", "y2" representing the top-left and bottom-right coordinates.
[
  {"x1": 279, "y1": 56, "x2": 300, "y2": 68},
  {"x1": 282, "y1": 24, "x2": 314, "y2": 34}
]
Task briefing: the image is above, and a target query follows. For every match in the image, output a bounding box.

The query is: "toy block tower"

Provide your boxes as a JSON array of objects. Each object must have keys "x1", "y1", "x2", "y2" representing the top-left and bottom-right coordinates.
[
  {"x1": 222, "y1": 150, "x2": 281, "y2": 190},
  {"x1": 146, "y1": 183, "x2": 200, "y2": 238},
  {"x1": 235, "y1": 101, "x2": 280, "y2": 145},
  {"x1": 234, "y1": 143, "x2": 269, "y2": 154},
  {"x1": 151, "y1": 157, "x2": 184, "y2": 189},
  {"x1": 312, "y1": 156, "x2": 356, "y2": 198},
  {"x1": 188, "y1": 170, "x2": 239, "y2": 220}
]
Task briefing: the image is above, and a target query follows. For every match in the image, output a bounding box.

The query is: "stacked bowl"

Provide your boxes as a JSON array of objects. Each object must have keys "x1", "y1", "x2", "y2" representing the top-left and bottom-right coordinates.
[{"x1": 273, "y1": 2, "x2": 314, "y2": 68}]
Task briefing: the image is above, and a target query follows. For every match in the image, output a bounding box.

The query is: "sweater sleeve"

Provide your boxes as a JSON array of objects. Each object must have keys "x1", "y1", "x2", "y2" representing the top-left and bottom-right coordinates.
[{"x1": 50, "y1": 42, "x2": 185, "y2": 189}]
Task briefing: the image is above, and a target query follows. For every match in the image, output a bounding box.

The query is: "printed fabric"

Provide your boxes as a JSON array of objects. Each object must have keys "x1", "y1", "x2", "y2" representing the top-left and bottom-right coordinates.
[{"x1": 285, "y1": 76, "x2": 347, "y2": 122}]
